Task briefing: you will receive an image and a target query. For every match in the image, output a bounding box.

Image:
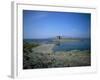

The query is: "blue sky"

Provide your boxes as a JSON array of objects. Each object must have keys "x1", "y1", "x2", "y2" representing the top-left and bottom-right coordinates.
[{"x1": 23, "y1": 10, "x2": 91, "y2": 39}]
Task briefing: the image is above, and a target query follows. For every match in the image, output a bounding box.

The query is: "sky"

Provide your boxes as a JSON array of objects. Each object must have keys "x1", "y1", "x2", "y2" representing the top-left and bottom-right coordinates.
[{"x1": 23, "y1": 10, "x2": 91, "y2": 39}]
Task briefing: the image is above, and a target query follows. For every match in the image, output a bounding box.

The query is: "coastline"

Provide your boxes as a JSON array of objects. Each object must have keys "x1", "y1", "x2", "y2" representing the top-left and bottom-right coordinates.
[{"x1": 23, "y1": 40, "x2": 90, "y2": 69}]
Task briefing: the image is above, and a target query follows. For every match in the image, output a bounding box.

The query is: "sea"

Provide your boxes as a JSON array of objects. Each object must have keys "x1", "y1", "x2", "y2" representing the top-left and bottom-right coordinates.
[{"x1": 24, "y1": 38, "x2": 91, "y2": 52}]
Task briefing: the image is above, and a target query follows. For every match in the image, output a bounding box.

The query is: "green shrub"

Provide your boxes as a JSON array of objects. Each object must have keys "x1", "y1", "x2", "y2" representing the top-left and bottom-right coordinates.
[{"x1": 23, "y1": 42, "x2": 39, "y2": 53}]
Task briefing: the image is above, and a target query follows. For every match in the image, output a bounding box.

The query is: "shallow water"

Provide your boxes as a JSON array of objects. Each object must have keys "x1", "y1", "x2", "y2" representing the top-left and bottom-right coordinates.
[{"x1": 53, "y1": 39, "x2": 90, "y2": 51}]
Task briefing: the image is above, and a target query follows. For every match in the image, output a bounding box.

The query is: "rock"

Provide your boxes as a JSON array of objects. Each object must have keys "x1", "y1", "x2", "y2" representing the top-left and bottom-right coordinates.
[{"x1": 32, "y1": 44, "x2": 55, "y2": 54}]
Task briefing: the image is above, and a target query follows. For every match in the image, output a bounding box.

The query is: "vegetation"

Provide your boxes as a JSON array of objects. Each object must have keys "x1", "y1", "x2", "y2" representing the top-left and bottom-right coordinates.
[
  {"x1": 23, "y1": 42, "x2": 90, "y2": 69},
  {"x1": 23, "y1": 42, "x2": 39, "y2": 52},
  {"x1": 23, "y1": 42, "x2": 56, "y2": 69},
  {"x1": 23, "y1": 42, "x2": 40, "y2": 69}
]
